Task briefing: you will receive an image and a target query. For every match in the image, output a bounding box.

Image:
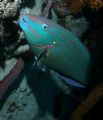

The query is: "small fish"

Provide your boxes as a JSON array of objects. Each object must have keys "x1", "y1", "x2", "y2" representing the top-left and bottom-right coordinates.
[{"x1": 18, "y1": 14, "x2": 91, "y2": 88}]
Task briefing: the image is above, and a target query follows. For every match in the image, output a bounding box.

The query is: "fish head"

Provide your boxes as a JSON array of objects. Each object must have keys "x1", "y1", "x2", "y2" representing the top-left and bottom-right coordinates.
[{"x1": 18, "y1": 14, "x2": 57, "y2": 48}]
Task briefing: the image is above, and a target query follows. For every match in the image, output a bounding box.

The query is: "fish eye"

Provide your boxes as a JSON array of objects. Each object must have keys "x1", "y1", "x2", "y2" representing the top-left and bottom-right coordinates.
[{"x1": 42, "y1": 24, "x2": 48, "y2": 30}]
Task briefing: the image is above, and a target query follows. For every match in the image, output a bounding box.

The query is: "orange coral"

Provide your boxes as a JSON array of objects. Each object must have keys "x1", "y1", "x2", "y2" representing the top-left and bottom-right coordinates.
[
  {"x1": 54, "y1": 0, "x2": 103, "y2": 17},
  {"x1": 64, "y1": 0, "x2": 103, "y2": 14},
  {"x1": 86, "y1": 0, "x2": 103, "y2": 10},
  {"x1": 68, "y1": 0, "x2": 84, "y2": 14}
]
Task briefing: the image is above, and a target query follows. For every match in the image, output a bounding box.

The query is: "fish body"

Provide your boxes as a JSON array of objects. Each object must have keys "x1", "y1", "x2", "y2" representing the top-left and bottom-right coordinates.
[{"x1": 18, "y1": 14, "x2": 91, "y2": 86}]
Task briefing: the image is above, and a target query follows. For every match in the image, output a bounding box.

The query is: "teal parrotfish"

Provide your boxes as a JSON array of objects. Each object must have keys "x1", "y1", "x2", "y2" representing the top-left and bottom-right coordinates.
[{"x1": 18, "y1": 14, "x2": 91, "y2": 88}]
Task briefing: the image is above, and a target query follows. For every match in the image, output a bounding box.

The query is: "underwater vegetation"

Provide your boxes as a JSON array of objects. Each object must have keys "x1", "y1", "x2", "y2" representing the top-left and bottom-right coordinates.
[{"x1": 0, "y1": 0, "x2": 103, "y2": 120}]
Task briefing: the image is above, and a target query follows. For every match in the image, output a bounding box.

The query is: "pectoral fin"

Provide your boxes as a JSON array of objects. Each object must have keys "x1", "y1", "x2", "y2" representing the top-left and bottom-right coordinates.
[{"x1": 31, "y1": 48, "x2": 48, "y2": 71}]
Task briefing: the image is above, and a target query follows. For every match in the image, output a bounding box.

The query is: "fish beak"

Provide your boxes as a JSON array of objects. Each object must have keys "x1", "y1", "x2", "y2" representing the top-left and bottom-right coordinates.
[{"x1": 19, "y1": 15, "x2": 26, "y2": 23}]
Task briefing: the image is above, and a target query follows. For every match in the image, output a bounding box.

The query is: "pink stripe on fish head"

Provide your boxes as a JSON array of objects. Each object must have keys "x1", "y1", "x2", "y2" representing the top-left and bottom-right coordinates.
[{"x1": 26, "y1": 14, "x2": 51, "y2": 26}]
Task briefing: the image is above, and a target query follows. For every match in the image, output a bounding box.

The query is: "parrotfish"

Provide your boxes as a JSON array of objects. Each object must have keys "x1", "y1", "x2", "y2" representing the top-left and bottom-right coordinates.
[{"x1": 18, "y1": 14, "x2": 91, "y2": 88}]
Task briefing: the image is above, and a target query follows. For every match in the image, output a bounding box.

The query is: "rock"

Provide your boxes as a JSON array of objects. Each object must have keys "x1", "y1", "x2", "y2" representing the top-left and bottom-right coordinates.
[{"x1": 0, "y1": 58, "x2": 17, "y2": 81}]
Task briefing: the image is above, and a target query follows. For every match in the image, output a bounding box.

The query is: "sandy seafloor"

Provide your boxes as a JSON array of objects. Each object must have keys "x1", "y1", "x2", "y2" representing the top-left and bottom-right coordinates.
[{"x1": 0, "y1": 58, "x2": 77, "y2": 120}]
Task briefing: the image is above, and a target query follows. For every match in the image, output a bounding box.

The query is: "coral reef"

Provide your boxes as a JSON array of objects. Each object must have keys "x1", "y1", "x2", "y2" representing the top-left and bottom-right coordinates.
[
  {"x1": 54, "y1": 0, "x2": 103, "y2": 16},
  {"x1": 68, "y1": 0, "x2": 103, "y2": 12},
  {"x1": 0, "y1": 0, "x2": 21, "y2": 60},
  {"x1": 54, "y1": 0, "x2": 89, "y2": 38},
  {"x1": 3, "y1": 0, "x2": 20, "y2": 19},
  {"x1": 0, "y1": 0, "x2": 103, "y2": 120},
  {"x1": 86, "y1": 0, "x2": 103, "y2": 10},
  {"x1": 65, "y1": 15, "x2": 89, "y2": 38},
  {"x1": 64, "y1": 0, "x2": 84, "y2": 14}
]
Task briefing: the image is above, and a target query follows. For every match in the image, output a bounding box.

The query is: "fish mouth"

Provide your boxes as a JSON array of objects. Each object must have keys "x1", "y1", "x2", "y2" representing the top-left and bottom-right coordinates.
[{"x1": 17, "y1": 16, "x2": 27, "y2": 27}]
